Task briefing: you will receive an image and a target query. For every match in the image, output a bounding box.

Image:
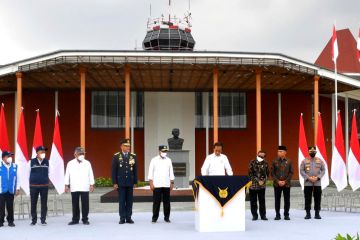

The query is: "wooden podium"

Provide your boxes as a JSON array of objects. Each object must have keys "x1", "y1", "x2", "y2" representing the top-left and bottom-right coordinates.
[{"x1": 192, "y1": 176, "x2": 250, "y2": 232}]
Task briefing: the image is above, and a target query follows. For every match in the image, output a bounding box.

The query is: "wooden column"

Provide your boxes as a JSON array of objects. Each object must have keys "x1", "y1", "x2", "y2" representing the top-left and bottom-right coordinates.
[
  {"x1": 314, "y1": 75, "x2": 320, "y2": 145},
  {"x1": 213, "y1": 67, "x2": 219, "y2": 143},
  {"x1": 125, "y1": 65, "x2": 131, "y2": 139},
  {"x1": 256, "y1": 69, "x2": 262, "y2": 152},
  {"x1": 16, "y1": 72, "x2": 23, "y2": 125},
  {"x1": 80, "y1": 67, "x2": 86, "y2": 148}
]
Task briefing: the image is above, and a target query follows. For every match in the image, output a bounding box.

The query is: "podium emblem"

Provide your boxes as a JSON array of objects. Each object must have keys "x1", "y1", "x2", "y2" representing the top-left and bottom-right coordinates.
[{"x1": 218, "y1": 187, "x2": 228, "y2": 199}]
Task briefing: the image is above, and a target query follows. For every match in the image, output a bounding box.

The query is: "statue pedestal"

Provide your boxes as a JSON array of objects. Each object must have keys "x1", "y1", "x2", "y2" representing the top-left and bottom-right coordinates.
[{"x1": 167, "y1": 150, "x2": 190, "y2": 188}]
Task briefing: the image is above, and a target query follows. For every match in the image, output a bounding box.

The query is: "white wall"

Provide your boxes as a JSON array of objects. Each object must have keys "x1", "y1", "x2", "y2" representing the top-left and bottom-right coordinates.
[{"x1": 144, "y1": 92, "x2": 195, "y2": 181}]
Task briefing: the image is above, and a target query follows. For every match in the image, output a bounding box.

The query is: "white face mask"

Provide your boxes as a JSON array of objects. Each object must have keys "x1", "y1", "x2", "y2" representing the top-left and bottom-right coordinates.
[
  {"x1": 39, "y1": 153, "x2": 46, "y2": 160},
  {"x1": 77, "y1": 155, "x2": 85, "y2": 161},
  {"x1": 256, "y1": 156, "x2": 264, "y2": 162},
  {"x1": 6, "y1": 157, "x2": 13, "y2": 164},
  {"x1": 160, "y1": 152, "x2": 167, "y2": 158}
]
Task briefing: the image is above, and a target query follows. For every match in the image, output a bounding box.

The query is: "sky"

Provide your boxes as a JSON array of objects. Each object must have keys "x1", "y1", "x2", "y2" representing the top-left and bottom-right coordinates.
[{"x1": 0, "y1": 0, "x2": 359, "y2": 65}]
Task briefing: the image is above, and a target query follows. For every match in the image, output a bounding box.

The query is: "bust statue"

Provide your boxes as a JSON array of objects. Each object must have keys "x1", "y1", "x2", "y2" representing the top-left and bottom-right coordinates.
[{"x1": 167, "y1": 128, "x2": 184, "y2": 150}]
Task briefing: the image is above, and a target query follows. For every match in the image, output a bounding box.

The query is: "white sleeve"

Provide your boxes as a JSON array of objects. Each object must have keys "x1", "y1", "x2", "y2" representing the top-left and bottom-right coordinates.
[
  {"x1": 169, "y1": 159, "x2": 175, "y2": 181},
  {"x1": 148, "y1": 158, "x2": 154, "y2": 180},
  {"x1": 64, "y1": 162, "x2": 70, "y2": 185},
  {"x1": 224, "y1": 156, "x2": 233, "y2": 176},
  {"x1": 88, "y1": 162, "x2": 95, "y2": 185},
  {"x1": 201, "y1": 156, "x2": 210, "y2": 176}
]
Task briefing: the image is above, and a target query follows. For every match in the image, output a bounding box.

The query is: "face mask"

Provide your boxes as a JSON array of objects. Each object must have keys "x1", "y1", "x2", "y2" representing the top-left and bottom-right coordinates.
[
  {"x1": 309, "y1": 152, "x2": 316, "y2": 158},
  {"x1": 160, "y1": 152, "x2": 167, "y2": 158},
  {"x1": 77, "y1": 155, "x2": 85, "y2": 161},
  {"x1": 6, "y1": 157, "x2": 13, "y2": 164},
  {"x1": 256, "y1": 156, "x2": 264, "y2": 162},
  {"x1": 39, "y1": 153, "x2": 46, "y2": 160}
]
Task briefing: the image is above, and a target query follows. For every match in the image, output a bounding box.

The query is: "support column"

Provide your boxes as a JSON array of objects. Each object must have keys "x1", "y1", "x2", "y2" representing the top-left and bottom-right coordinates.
[
  {"x1": 256, "y1": 69, "x2": 262, "y2": 152},
  {"x1": 80, "y1": 67, "x2": 86, "y2": 148},
  {"x1": 16, "y1": 72, "x2": 23, "y2": 125},
  {"x1": 314, "y1": 75, "x2": 320, "y2": 145},
  {"x1": 345, "y1": 95, "x2": 349, "y2": 161},
  {"x1": 125, "y1": 65, "x2": 131, "y2": 139},
  {"x1": 213, "y1": 67, "x2": 219, "y2": 143},
  {"x1": 278, "y1": 93, "x2": 282, "y2": 145}
]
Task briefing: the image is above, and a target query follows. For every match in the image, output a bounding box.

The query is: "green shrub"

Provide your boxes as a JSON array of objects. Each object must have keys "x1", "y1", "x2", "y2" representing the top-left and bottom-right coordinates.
[
  {"x1": 95, "y1": 177, "x2": 113, "y2": 187},
  {"x1": 334, "y1": 233, "x2": 359, "y2": 240},
  {"x1": 95, "y1": 178, "x2": 149, "y2": 188}
]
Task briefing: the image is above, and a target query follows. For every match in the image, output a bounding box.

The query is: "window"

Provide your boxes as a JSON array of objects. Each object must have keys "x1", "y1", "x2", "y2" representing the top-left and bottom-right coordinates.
[
  {"x1": 195, "y1": 92, "x2": 246, "y2": 128},
  {"x1": 91, "y1": 91, "x2": 144, "y2": 128}
]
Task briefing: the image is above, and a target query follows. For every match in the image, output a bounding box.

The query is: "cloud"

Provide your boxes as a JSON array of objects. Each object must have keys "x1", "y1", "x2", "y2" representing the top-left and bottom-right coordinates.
[{"x1": 0, "y1": 0, "x2": 359, "y2": 64}]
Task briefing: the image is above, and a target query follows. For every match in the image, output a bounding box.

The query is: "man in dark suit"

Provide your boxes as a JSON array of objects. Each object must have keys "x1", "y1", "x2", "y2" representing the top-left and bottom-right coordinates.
[{"x1": 112, "y1": 139, "x2": 138, "y2": 224}]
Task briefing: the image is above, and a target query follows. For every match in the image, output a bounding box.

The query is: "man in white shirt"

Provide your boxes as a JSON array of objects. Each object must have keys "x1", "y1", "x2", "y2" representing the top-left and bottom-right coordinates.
[
  {"x1": 201, "y1": 142, "x2": 233, "y2": 176},
  {"x1": 148, "y1": 145, "x2": 175, "y2": 223},
  {"x1": 65, "y1": 147, "x2": 95, "y2": 225}
]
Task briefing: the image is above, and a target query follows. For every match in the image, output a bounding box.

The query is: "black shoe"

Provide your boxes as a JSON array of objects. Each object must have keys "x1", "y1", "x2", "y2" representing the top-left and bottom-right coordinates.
[
  {"x1": 119, "y1": 219, "x2": 125, "y2": 224},
  {"x1": 304, "y1": 212, "x2": 311, "y2": 220},
  {"x1": 284, "y1": 216, "x2": 290, "y2": 220},
  {"x1": 252, "y1": 216, "x2": 258, "y2": 221},
  {"x1": 261, "y1": 217, "x2": 268, "y2": 221},
  {"x1": 30, "y1": 221, "x2": 36, "y2": 226},
  {"x1": 152, "y1": 219, "x2": 157, "y2": 223},
  {"x1": 164, "y1": 219, "x2": 171, "y2": 223},
  {"x1": 68, "y1": 221, "x2": 79, "y2": 225},
  {"x1": 83, "y1": 221, "x2": 90, "y2": 225},
  {"x1": 314, "y1": 212, "x2": 322, "y2": 219},
  {"x1": 126, "y1": 219, "x2": 134, "y2": 224},
  {"x1": 8, "y1": 222, "x2": 15, "y2": 227},
  {"x1": 274, "y1": 215, "x2": 281, "y2": 220},
  {"x1": 41, "y1": 221, "x2": 47, "y2": 226}
]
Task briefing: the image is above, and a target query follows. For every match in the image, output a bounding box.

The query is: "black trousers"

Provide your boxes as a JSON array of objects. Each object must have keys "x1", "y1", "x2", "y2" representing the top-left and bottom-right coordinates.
[
  {"x1": 274, "y1": 187, "x2": 290, "y2": 217},
  {"x1": 304, "y1": 186, "x2": 322, "y2": 212},
  {"x1": 249, "y1": 188, "x2": 266, "y2": 218},
  {"x1": 118, "y1": 186, "x2": 133, "y2": 220},
  {"x1": 152, "y1": 187, "x2": 171, "y2": 221},
  {"x1": 71, "y1": 191, "x2": 90, "y2": 222},
  {"x1": 30, "y1": 187, "x2": 48, "y2": 222},
  {"x1": 0, "y1": 192, "x2": 15, "y2": 224}
]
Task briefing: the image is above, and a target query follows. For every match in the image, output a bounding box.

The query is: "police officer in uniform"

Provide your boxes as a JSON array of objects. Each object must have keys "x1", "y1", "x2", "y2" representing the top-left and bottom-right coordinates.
[
  {"x1": 112, "y1": 139, "x2": 138, "y2": 224},
  {"x1": 300, "y1": 146, "x2": 325, "y2": 219}
]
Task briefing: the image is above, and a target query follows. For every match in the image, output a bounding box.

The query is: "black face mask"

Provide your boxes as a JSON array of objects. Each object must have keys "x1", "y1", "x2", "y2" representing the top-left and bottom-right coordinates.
[{"x1": 309, "y1": 152, "x2": 316, "y2": 158}]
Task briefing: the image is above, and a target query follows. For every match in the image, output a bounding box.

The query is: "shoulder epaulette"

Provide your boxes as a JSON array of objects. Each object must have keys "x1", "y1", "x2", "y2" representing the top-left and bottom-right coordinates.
[{"x1": 114, "y1": 152, "x2": 120, "y2": 156}]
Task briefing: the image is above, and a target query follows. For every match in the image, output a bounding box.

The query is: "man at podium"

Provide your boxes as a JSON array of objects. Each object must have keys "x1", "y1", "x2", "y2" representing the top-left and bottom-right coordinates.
[{"x1": 201, "y1": 142, "x2": 233, "y2": 176}]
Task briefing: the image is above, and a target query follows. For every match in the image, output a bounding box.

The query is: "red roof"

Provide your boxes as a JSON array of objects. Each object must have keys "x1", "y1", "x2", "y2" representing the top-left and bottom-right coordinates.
[{"x1": 315, "y1": 28, "x2": 360, "y2": 74}]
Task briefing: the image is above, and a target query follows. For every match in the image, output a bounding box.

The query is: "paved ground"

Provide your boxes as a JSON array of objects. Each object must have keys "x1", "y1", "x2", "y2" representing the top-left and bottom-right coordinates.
[{"x1": 3, "y1": 210, "x2": 360, "y2": 240}]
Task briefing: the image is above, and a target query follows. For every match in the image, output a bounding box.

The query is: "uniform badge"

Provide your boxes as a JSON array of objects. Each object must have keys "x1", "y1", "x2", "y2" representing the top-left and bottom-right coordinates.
[{"x1": 218, "y1": 187, "x2": 228, "y2": 199}]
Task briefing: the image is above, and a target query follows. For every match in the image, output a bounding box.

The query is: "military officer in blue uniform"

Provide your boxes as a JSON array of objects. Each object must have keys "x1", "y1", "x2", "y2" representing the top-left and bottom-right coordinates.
[{"x1": 112, "y1": 138, "x2": 138, "y2": 224}]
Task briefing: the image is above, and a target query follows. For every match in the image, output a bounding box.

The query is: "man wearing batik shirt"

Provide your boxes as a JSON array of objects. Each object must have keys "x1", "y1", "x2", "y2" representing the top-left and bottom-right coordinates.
[
  {"x1": 271, "y1": 145, "x2": 294, "y2": 221},
  {"x1": 248, "y1": 150, "x2": 269, "y2": 221}
]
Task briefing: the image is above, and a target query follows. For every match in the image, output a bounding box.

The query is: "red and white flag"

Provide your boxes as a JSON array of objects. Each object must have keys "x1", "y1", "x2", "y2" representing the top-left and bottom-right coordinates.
[
  {"x1": 298, "y1": 113, "x2": 309, "y2": 190},
  {"x1": 32, "y1": 110, "x2": 43, "y2": 159},
  {"x1": 331, "y1": 111, "x2": 348, "y2": 191},
  {"x1": 348, "y1": 111, "x2": 360, "y2": 191},
  {"x1": 315, "y1": 112, "x2": 330, "y2": 190},
  {"x1": 357, "y1": 28, "x2": 360, "y2": 62},
  {"x1": 49, "y1": 112, "x2": 65, "y2": 195},
  {"x1": 0, "y1": 104, "x2": 10, "y2": 156},
  {"x1": 15, "y1": 109, "x2": 30, "y2": 195},
  {"x1": 331, "y1": 25, "x2": 339, "y2": 63}
]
